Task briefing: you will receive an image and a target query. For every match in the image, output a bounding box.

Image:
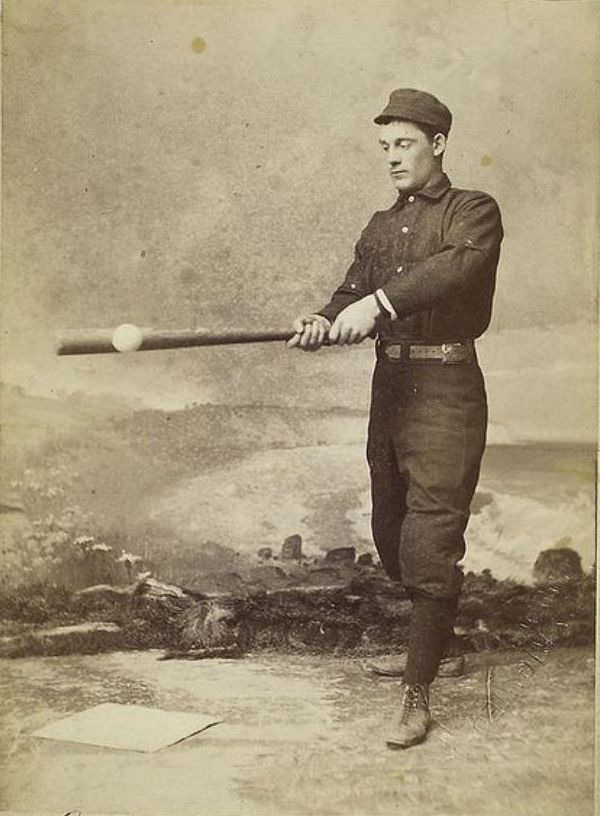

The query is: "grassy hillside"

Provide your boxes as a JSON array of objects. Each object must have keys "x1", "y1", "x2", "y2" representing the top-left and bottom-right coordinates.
[
  {"x1": 2, "y1": 384, "x2": 366, "y2": 491},
  {"x1": 0, "y1": 386, "x2": 368, "y2": 589}
]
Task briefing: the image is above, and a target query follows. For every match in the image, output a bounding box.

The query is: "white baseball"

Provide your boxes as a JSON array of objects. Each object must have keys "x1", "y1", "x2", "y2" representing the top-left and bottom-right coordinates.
[{"x1": 112, "y1": 323, "x2": 143, "y2": 352}]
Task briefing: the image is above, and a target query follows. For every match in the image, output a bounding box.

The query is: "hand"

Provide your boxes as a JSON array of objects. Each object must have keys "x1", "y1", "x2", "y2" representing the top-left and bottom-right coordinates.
[
  {"x1": 287, "y1": 314, "x2": 331, "y2": 351},
  {"x1": 328, "y1": 295, "x2": 380, "y2": 345}
]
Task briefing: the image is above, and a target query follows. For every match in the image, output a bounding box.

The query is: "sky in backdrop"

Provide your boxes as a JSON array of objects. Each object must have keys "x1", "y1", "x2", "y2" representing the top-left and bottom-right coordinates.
[{"x1": 2, "y1": 0, "x2": 598, "y2": 442}]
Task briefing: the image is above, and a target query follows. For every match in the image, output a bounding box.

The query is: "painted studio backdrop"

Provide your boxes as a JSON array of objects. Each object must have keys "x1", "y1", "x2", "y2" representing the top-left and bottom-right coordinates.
[{"x1": 2, "y1": 0, "x2": 597, "y2": 582}]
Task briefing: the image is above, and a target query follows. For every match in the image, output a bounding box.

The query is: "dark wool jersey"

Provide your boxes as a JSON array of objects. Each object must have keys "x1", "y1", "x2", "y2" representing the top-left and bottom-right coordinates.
[{"x1": 318, "y1": 173, "x2": 503, "y2": 342}]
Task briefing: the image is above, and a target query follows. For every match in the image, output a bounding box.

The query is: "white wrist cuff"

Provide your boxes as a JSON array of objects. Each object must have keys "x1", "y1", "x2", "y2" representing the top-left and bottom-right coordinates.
[{"x1": 375, "y1": 289, "x2": 398, "y2": 320}]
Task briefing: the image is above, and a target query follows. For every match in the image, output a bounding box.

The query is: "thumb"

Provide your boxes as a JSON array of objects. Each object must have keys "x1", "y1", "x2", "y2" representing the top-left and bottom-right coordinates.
[{"x1": 292, "y1": 316, "x2": 308, "y2": 333}]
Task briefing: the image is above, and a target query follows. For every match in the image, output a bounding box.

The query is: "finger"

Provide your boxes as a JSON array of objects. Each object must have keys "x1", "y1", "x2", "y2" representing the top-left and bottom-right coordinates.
[
  {"x1": 344, "y1": 325, "x2": 356, "y2": 343},
  {"x1": 286, "y1": 333, "x2": 301, "y2": 348},
  {"x1": 328, "y1": 321, "x2": 340, "y2": 343},
  {"x1": 299, "y1": 325, "x2": 315, "y2": 348},
  {"x1": 333, "y1": 325, "x2": 348, "y2": 345},
  {"x1": 304, "y1": 321, "x2": 318, "y2": 347},
  {"x1": 292, "y1": 317, "x2": 307, "y2": 334},
  {"x1": 305, "y1": 328, "x2": 325, "y2": 351},
  {"x1": 312, "y1": 324, "x2": 327, "y2": 349},
  {"x1": 310, "y1": 320, "x2": 326, "y2": 347}
]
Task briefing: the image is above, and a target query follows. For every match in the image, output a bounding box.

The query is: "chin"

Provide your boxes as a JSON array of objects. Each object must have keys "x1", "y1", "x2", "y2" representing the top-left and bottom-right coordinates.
[{"x1": 393, "y1": 178, "x2": 414, "y2": 192}]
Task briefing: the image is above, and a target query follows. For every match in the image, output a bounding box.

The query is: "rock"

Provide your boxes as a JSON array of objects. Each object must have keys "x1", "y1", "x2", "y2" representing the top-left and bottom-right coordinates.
[
  {"x1": 139, "y1": 577, "x2": 188, "y2": 598},
  {"x1": 283, "y1": 563, "x2": 310, "y2": 584},
  {"x1": 75, "y1": 584, "x2": 134, "y2": 602},
  {"x1": 184, "y1": 572, "x2": 246, "y2": 595},
  {"x1": 249, "y1": 565, "x2": 289, "y2": 590},
  {"x1": 73, "y1": 584, "x2": 136, "y2": 616},
  {"x1": 281, "y1": 534, "x2": 302, "y2": 560},
  {"x1": 306, "y1": 566, "x2": 343, "y2": 586},
  {"x1": 257, "y1": 547, "x2": 273, "y2": 560},
  {"x1": 533, "y1": 547, "x2": 584, "y2": 585},
  {"x1": 179, "y1": 598, "x2": 244, "y2": 649},
  {"x1": 76, "y1": 583, "x2": 133, "y2": 596},
  {"x1": 356, "y1": 553, "x2": 374, "y2": 567},
  {"x1": 325, "y1": 546, "x2": 356, "y2": 566},
  {"x1": 0, "y1": 622, "x2": 123, "y2": 658},
  {"x1": 37, "y1": 622, "x2": 121, "y2": 637}
]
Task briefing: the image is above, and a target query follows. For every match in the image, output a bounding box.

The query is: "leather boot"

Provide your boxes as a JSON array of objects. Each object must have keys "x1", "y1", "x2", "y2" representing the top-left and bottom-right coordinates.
[{"x1": 386, "y1": 683, "x2": 431, "y2": 749}]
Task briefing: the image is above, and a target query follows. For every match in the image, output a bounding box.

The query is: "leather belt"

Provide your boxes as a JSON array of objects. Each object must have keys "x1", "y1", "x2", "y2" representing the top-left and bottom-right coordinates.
[{"x1": 376, "y1": 338, "x2": 475, "y2": 364}]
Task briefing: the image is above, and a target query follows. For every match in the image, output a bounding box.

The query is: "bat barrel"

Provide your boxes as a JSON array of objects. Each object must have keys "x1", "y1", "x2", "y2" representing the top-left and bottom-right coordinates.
[{"x1": 56, "y1": 328, "x2": 296, "y2": 356}]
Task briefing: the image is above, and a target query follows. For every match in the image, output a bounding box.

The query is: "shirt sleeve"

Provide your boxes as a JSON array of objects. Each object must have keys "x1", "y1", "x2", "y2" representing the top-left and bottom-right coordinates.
[
  {"x1": 380, "y1": 193, "x2": 503, "y2": 319},
  {"x1": 315, "y1": 235, "x2": 371, "y2": 323}
]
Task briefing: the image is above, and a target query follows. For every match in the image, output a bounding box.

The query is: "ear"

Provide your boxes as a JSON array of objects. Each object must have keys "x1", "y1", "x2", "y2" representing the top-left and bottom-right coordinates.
[{"x1": 432, "y1": 133, "x2": 446, "y2": 157}]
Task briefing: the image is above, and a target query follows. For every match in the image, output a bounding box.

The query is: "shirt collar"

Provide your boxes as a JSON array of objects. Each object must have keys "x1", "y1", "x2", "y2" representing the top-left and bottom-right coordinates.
[
  {"x1": 416, "y1": 172, "x2": 451, "y2": 199},
  {"x1": 393, "y1": 172, "x2": 451, "y2": 208}
]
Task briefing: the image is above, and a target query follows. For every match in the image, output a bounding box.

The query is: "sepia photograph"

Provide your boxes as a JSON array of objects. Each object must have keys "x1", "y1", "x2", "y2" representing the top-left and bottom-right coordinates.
[{"x1": 1, "y1": 1, "x2": 598, "y2": 814}]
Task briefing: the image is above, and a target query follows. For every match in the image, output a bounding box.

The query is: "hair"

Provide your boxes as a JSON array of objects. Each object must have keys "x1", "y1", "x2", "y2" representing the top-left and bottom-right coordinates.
[{"x1": 381, "y1": 118, "x2": 447, "y2": 142}]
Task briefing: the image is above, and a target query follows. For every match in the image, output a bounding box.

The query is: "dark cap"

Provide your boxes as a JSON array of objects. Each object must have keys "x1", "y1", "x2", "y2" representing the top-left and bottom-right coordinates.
[{"x1": 374, "y1": 88, "x2": 452, "y2": 135}]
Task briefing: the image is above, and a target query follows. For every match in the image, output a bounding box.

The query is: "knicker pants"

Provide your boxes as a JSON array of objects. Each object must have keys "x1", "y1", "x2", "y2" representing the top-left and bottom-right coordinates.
[{"x1": 366, "y1": 352, "x2": 488, "y2": 600}]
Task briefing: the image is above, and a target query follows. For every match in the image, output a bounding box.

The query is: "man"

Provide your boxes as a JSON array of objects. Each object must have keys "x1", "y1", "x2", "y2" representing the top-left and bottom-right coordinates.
[{"x1": 287, "y1": 88, "x2": 503, "y2": 749}]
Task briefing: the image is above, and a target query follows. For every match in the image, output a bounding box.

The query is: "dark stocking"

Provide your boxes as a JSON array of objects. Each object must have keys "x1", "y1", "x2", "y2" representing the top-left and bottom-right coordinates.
[{"x1": 404, "y1": 592, "x2": 459, "y2": 686}]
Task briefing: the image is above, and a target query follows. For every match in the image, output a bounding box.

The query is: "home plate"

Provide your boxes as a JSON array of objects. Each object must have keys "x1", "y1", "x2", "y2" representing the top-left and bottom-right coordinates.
[{"x1": 32, "y1": 703, "x2": 222, "y2": 752}]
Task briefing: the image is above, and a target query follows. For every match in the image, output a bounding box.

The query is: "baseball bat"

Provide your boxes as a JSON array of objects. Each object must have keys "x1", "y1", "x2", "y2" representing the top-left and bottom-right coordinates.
[{"x1": 56, "y1": 326, "x2": 304, "y2": 356}]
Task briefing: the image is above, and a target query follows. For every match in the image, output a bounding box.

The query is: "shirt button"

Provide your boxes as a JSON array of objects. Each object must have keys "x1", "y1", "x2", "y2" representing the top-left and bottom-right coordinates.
[
  {"x1": 408, "y1": 195, "x2": 415, "y2": 203},
  {"x1": 396, "y1": 265, "x2": 404, "y2": 273},
  {"x1": 401, "y1": 226, "x2": 409, "y2": 234},
  {"x1": 350, "y1": 283, "x2": 356, "y2": 289}
]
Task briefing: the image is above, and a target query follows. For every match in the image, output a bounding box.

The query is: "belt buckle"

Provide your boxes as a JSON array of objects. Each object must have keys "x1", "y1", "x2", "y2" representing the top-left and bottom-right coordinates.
[
  {"x1": 384, "y1": 343, "x2": 403, "y2": 361},
  {"x1": 440, "y1": 342, "x2": 471, "y2": 363}
]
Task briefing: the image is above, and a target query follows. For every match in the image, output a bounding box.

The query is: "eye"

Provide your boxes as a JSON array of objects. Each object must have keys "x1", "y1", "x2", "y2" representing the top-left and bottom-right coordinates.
[{"x1": 380, "y1": 143, "x2": 389, "y2": 152}]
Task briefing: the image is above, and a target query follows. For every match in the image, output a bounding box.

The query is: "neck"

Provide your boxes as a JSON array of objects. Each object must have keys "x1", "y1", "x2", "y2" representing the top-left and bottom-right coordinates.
[{"x1": 423, "y1": 168, "x2": 445, "y2": 189}]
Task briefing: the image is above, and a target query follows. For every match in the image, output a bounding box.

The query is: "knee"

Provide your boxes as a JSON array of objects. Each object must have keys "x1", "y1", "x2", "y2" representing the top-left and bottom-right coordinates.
[{"x1": 398, "y1": 540, "x2": 465, "y2": 599}]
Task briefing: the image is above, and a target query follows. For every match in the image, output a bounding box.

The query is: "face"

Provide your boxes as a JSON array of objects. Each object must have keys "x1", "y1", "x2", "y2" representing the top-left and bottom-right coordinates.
[{"x1": 378, "y1": 120, "x2": 445, "y2": 193}]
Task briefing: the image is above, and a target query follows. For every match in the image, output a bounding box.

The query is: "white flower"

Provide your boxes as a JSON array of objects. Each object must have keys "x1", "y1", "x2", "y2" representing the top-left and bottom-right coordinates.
[
  {"x1": 74, "y1": 535, "x2": 95, "y2": 547},
  {"x1": 117, "y1": 551, "x2": 142, "y2": 564}
]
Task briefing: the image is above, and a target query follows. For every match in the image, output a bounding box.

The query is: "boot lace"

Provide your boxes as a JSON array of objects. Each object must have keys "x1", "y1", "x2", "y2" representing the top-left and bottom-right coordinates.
[{"x1": 400, "y1": 684, "x2": 429, "y2": 724}]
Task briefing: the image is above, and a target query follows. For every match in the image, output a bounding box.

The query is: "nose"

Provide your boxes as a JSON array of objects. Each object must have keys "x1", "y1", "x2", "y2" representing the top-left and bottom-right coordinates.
[{"x1": 388, "y1": 147, "x2": 402, "y2": 165}]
